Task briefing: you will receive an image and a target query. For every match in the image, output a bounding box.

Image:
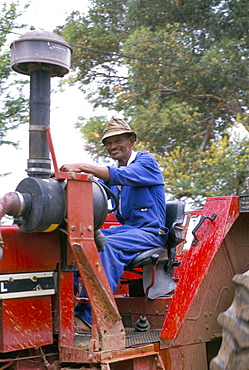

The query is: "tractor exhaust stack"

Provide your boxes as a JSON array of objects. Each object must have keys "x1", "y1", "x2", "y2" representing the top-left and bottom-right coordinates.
[{"x1": 10, "y1": 27, "x2": 72, "y2": 177}]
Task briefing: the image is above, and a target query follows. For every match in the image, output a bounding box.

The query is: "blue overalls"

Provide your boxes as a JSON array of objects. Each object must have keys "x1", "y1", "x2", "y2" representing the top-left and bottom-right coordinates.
[{"x1": 75, "y1": 151, "x2": 168, "y2": 325}]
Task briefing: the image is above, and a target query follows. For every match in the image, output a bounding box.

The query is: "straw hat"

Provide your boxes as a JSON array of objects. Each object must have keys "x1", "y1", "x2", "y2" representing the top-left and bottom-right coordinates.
[{"x1": 102, "y1": 116, "x2": 137, "y2": 143}]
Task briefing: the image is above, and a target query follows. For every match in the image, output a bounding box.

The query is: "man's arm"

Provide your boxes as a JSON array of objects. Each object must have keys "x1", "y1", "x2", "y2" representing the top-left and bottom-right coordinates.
[
  {"x1": 59, "y1": 163, "x2": 110, "y2": 182},
  {"x1": 108, "y1": 152, "x2": 164, "y2": 187}
]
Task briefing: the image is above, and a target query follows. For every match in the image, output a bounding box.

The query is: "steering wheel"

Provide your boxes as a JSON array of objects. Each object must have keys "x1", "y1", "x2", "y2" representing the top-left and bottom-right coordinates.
[{"x1": 94, "y1": 181, "x2": 119, "y2": 213}]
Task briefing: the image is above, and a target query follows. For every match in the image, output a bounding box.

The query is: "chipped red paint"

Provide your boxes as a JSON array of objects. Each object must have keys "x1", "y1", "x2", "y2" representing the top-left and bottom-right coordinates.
[{"x1": 161, "y1": 196, "x2": 240, "y2": 340}]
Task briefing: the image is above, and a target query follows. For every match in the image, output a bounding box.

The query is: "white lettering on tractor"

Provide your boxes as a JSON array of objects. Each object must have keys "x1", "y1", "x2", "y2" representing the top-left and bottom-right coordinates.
[{"x1": 0, "y1": 282, "x2": 8, "y2": 292}]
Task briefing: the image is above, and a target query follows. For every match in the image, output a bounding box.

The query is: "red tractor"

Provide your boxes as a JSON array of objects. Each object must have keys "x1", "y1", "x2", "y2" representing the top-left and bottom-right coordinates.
[{"x1": 0, "y1": 28, "x2": 248, "y2": 370}]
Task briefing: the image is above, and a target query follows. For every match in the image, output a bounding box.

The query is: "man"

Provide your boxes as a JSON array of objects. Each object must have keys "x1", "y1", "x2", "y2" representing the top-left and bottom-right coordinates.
[{"x1": 60, "y1": 117, "x2": 168, "y2": 331}]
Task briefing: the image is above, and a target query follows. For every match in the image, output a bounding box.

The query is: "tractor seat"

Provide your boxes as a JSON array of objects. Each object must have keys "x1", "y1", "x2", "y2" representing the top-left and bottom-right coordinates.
[{"x1": 126, "y1": 200, "x2": 185, "y2": 299}]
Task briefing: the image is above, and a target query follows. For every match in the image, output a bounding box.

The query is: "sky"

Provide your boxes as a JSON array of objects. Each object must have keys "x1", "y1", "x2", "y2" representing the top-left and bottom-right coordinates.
[{"x1": 0, "y1": 0, "x2": 108, "y2": 200}]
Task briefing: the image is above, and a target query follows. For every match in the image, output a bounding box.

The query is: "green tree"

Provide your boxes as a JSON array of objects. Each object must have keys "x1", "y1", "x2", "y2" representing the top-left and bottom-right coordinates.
[
  {"x1": 59, "y1": 0, "x2": 249, "y2": 206},
  {"x1": 0, "y1": 1, "x2": 29, "y2": 152}
]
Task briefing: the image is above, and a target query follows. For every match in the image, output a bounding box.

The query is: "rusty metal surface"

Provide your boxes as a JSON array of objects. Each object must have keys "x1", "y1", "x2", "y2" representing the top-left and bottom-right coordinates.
[
  {"x1": 115, "y1": 296, "x2": 172, "y2": 329},
  {"x1": 0, "y1": 226, "x2": 60, "y2": 273},
  {"x1": 61, "y1": 352, "x2": 165, "y2": 370},
  {"x1": 10, "y1": 28, "x2": 71, "y2": 77},
  {"x1": 0, "y1": 296, "x2": 53, "y2": 352},
  {"x1": 0, "y1": 226, "x2": 62, "y2": 351},
  {"x1": 161, "y1": 196, "x2": 240, "y2": 341},
  {"x1": 60, "y1": 343, "x2": 164, "y2": 369},
  {"x1": 0, "y1": 351, "x2": 60, "y2": 370},
  {"x1": 57, "y1": 270, "x2": 75, "y2": 348},
  {"x1": 161, "y1": 342, "x2": 209, "y2": 370},
  {"x1": 75, "y1": 328, "x2": 161, "y2": 350},
  {"x1": 161, "y1": 245, "x2": 234, "y2": 348},
  {"x1": 66, "y1": 178, "x2": 125, "y2": 352},
  {"x1": 61, "y1": 343, "x2": 157, "y2": 363},
  {"x1": 161, "y1": 199, "x2": 249, "y2": 352}
]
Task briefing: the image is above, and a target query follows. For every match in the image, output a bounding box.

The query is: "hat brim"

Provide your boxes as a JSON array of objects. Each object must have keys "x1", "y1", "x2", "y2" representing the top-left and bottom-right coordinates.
[{"x1": 102, "y1": 130, "x2": 137, "y2": 144}]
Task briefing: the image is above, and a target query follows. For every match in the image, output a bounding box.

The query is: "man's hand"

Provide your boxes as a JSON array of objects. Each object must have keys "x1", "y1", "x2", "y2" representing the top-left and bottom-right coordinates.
[
  {"x1": 60, "y1": 163, "x2": 84, "y2": 173},
  {"x1": 59, "y1": 163, "x2": 110, "y2": 182}
]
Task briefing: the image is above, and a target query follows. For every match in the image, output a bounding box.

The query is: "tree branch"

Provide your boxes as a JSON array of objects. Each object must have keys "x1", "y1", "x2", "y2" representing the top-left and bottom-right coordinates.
[{"x1": 191, "y1": 93, "x2": 226, "y2": 102}]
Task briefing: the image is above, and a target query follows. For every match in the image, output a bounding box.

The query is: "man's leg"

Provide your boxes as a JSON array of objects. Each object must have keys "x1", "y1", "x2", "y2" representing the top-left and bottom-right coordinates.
[
  {"x1": 99, "y1": 226, "x2": 167, "y2": 291},
  {"x1": 74, "y1": 225, "x2": 167, "y2": 325}
]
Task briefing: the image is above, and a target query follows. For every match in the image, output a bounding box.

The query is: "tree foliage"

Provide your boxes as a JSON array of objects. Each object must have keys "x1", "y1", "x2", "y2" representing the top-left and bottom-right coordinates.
[
  {"x1": 0, "y1": 1, "x2": 29, "y2": 148},
  {"x1": 59, "y1": 0, "x2": 249, "y2": 206}
]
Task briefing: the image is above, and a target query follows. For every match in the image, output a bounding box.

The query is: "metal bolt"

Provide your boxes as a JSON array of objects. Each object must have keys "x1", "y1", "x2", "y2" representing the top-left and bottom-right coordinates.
[
  {"x1": 71, "y1": 225, "x2": 76, "y2": 231},
  {"x1": 88, "y1": 225, "x2": 93, "y2": 231},
  {"x1": 96, "y1": 262, "x2": 99, "y2": 267},
  {"x1": 71, "y1": 173, "x2": 76, "y2": 179}
]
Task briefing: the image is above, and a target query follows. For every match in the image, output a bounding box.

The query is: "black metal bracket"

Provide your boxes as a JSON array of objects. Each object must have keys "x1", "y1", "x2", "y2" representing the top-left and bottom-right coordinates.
[
  {"x1": 60, "y1": 229, "x2": 77, "y2": 271},
  {"x1": 191, "y1": 213, "x2": 217, "y2": 246}
]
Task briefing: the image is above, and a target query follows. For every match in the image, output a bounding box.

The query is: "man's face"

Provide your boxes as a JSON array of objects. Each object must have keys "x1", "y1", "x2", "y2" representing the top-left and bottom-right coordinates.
[{"x1": 103, "y1": 134, "x2": 135, "y2": 165}]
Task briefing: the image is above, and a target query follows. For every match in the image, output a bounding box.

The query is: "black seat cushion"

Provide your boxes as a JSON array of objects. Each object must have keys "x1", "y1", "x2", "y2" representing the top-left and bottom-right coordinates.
[{"x1": 127, "y1": 247, "x2": 168, "y2": 269}]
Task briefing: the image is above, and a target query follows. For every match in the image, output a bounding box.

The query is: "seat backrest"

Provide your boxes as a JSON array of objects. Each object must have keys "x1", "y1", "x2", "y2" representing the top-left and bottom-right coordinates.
[
  {"x1": 126, "y1": 199, "x2": 185, "y2": 270},
  {"x1": 166, "y1": 200, "x2": 185, "y2": 249}
]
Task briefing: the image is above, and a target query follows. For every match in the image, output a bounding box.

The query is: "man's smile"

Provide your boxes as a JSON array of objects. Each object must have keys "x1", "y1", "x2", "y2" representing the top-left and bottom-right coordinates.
[{"x1": 110, "y1": 147, "x2": 122, "y2": 155}]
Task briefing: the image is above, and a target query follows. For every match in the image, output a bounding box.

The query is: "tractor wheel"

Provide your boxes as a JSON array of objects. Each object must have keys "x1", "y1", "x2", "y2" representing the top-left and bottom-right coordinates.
[{"x1": 210, "y1": 270, "x2": 249, "y2": 370}]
